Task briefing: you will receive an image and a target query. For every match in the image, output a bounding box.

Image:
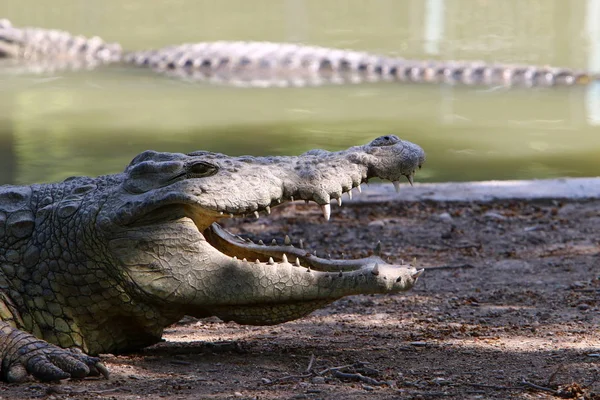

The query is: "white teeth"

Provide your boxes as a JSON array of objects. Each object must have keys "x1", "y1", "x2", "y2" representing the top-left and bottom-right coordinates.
[
  {"x1": 254, "y1": 211, "x2": 260, "y2": 219},
  {"x1": 233, "y1": 256, "x2": 237, "y2": 261},
  {"x1": 295, "y1": 258, "x2": 301, "y2": 267},
  {"x1": 271, "y1": 239, "x2": 277, "y2": 246},
  {"x1": 347, "y1": 190, "x2": 353, "y2": 200},
  {"x1": 321, "y1": 203, "x2": 331, "y2": 221},
  {"x1": 258, "y1": 240, "x2": 265, "y2": 245},
  {"x1": 290, "y1": 196, "x2": 294, "y2": 202},
  {"x1": 337, "y1": 196, "x2": 342, "y2": 206},
  {"x1": 372, "y1": 263, "x2": 380, "y2": 276},
  {"x1": 255, "y1": 259, "x2": 261, "y2": 264},
  {"x1": 282, "y1": 254, "x2": 288, "y2": 263},
  {"x1": 406, "y1": 173, "x2": 414, "y2": 186},
  {"x1": 268, "y1": 257, "x2": 275, "y2": 265},
  {"x1": 299, "y1": 239, "x2": 304, "y2": 249},
  {"x1": 412, "y1": 269, "x2": 425, "y2": 279},
  {"x1": 393, "y1": 181, "x2": 401, "y2": 193},
  {"x1": 284, "y1": 235, "x2": 291, "y2": 245},
  {"x1": 242, "y1": 258, "x2": 247, "y2": 262},
  {"x1": 219, "y1": 211, "x2": 224, "y2": 215},
  {"x1": 357, "y1": 185, "x2": 362, "y2": 193},
  {"x1": 265, "y1": 206, "x2": 271, "y2": 215},
  {"x1": 229, "y1": 214, "x2": 234, "y2": 218}
]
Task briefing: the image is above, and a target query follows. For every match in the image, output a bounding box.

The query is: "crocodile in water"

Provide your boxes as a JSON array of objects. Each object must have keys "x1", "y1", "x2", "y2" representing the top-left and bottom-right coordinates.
[{"x1": 0, "y1": 18, "x2": 597, "y2": 87}]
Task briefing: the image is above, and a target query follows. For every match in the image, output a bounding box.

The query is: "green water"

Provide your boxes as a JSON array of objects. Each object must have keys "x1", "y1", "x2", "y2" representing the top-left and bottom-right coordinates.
[{"x1": 1, "y1": 0, "x2": 599, "y2": 185}]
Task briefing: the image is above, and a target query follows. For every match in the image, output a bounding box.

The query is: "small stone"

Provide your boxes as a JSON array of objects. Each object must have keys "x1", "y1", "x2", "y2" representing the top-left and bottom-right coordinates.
[
  {"x1": 577, "y1": 303, "x2": 590, "y2": 311},
  {"x1": 311, "y1": 376, "x2": 325, "y2": 384},
  {"x1": 261, "y1": 378, "x2": 272, "y2": 384},
  {"x1": 362, "y1": 384, "x2": 375, "y2": 391},
  {"x1": 587, "y1": 353, "x2": 600, "y2": 357},
  {"x1": 483, "y1": 211, "x2": 507, "y2": 221},
  {"x1": 368, "y1": 220, "x2": 385, "y2": 227},
  {"x1": 409, "y1": 341, "x2": 428, "y2": 347},
  {"x1": 436, "y1": 212, "x2": 453, "y2": 222},
  {"x1": 234, "y1": 392, "x2": 243, "y2": 397}
]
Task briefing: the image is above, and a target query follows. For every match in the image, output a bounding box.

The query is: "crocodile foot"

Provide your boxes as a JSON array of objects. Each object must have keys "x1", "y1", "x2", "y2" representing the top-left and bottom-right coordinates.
[{"x1": 0, "y1": 322, "x2": 109, "y2": 382}]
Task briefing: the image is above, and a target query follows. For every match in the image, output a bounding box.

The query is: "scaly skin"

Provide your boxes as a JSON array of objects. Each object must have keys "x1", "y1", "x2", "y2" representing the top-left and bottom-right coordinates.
[
  {"x1": 0, "y1": 135, "x2": 425, "y2": 382},
  {"x1": 1, "y1": 18, "x2": 597, "y2": 87}
]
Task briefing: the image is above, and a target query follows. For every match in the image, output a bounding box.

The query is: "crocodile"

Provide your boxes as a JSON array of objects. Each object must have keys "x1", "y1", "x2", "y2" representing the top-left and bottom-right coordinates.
[
  {"x1": 1, "y1": 18, "x2": 597, "y2": 88},
  {"x1": 0, "y1": 135, "x2": 425, "y2": 382}
]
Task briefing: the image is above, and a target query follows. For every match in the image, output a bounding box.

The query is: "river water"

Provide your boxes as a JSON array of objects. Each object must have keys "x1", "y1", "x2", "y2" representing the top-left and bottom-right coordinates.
[{"x1": 1, "y1": 0, "x2": 599, "y2": 185}]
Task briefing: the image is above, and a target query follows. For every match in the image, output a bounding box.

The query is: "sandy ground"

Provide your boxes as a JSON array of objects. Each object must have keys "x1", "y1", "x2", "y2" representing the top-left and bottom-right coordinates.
[{"x1": 0, "y1": 196, "x2": 598, "y2": 399}]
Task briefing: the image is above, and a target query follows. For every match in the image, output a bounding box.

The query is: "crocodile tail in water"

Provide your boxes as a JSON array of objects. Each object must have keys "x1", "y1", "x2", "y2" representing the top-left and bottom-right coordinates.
[
  {"x1": 124, "y1": 41, "x2": 598, "y2": 88},
  {"x1": 0, "y1": 18, "x2": 122, "y2": 71}
]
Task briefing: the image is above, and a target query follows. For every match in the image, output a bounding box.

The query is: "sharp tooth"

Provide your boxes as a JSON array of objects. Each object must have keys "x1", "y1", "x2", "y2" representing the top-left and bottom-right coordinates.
[
  {"x1": 219, "y1": 211, "x2": 224, "y2": 215},
  {"x1": 255, "y1": 259, "x2": 260, "y2": 264},
  {"x1": 411, "y1": 269, "x2": 425, "y2": 279},
  {"x1": 374, "y1": 241, "x2": 382, "y2": 256},
  {"x1": 276, "y1": 199, "x2": 281, "y2": 204},
  {"x1": 254, "y1": 211, "x2": 260, "y2": 219},
  {"x1": 271, "y1": 239, "x2": 277, "y2": 246},
  {"x1": 337, "y1": 196, "x2": 342, "y2": 206},
  {"x1": 412, "y1": 257, "x2": 418, "y2": 267},
  {"x1": 284, "y1": 235, "x2": 291, "y2": 245},
  {"x1": 282, "y1": 254, "x2": 288, "y2": 263},
  {"x1": 268, "y1": 257, "x2": 275, "y2": 265},
  {"x1": 242, "y1": 258, "x2": 247, "y2": 262},
  {"x1": 295, "y1": 258, "x2": 301, "y2": 267},
  {"x1": 406, "y1": 173, "x2": 414, "y2": 186},
  {"x1": 321, "y1": 203, "x2": 331, "y2": 221},
  {"x1": 258, "y1": 240, "x2": 265, "y2": 245},
  {"x1": 357, "y1": 185, "x2": 362, "y2": 193},
  {"x1": 313, "y1": 250, "x2": 317, "y2": 256},
  {"x1": 229, "y1": 214, "x2": 234, "y2": 218},
  {"x1": 265, "y1": 206, "x2": 271, "y2": 215},
  {"x1": 347, "y1": 190, "x2": 353, "y2": 200},
  {"x1": 233, "y1": 256, "x2": 237, "y2": 261},
  {"x1": 372, "y1": 263, "x2": 380, "y2": 276},
  {"x1": 392, "y1": 181, "x2": 401, "y2": 193},
  {"x1": 299, "y1": 239, "x2": 304, "y2": 249},
  {"x1": 290, "y1": 196, "x2": 294, "y2": 202}
]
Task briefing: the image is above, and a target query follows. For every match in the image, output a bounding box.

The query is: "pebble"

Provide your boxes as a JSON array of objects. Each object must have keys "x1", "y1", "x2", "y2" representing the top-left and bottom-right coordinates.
[
  {"x1": 483, "y1": 211, "x2": 507, "y2": 221},
  {"x1": 409, "y1": 341, "x2": 428, "y2": 347},
  {"x1": 436, "y1": 212, "x2": 453, "y2": 222},
  {"x1": 311, "y1": 376, "x2": 326, "y2": 384},
  {"x1": 368, "y1": 220, "x2": 385, "y2": 227}
]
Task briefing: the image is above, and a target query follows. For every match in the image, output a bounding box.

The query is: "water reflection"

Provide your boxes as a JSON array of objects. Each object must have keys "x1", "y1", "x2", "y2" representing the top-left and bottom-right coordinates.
[{"x1": 0, "y1": 0, "x2": 599, "y2": 185}]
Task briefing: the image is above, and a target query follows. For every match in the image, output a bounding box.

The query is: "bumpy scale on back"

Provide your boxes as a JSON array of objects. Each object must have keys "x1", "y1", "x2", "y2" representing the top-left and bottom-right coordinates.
[
  {"x1": 0, "y1": 135, "x2": 425, "y2": 382},
  {"x1": 1, "y1": 18, "x2": 597, "y2": 87}
]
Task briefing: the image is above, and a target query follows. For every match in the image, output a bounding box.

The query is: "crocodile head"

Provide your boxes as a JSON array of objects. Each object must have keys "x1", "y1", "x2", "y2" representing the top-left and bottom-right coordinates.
[{"x1": 98, "y1": 135, "x2": 425, "y2": 325}]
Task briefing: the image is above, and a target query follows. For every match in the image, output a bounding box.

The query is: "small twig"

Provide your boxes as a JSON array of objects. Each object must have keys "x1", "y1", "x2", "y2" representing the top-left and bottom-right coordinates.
[
  {"x1": 464, "y1": 383, "x2": 522, "y2": 391},
  {"x1": 425, "y1": 264, "x2": 475, "y2": 271},
  {"x1": 306, "y1": 353, "x2": 315, "y2": 373},
  {"x1": 332, "y1": 370, "x2": 385, "y2": 386},
  {"x1": 546, "y1": 365, "x2": 563, "y2": 387},
  {"x1": 317, "y1": 364, "x2": 353, "y2": 376},
  {"x1": 520, "y1": 378, "x2": 559, "y2": 395}
]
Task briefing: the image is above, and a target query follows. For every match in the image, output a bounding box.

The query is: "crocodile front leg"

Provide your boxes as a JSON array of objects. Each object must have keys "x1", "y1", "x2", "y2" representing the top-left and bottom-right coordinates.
[{"x1": 0, "y1": 322, "x2": 108, "y2": 382}]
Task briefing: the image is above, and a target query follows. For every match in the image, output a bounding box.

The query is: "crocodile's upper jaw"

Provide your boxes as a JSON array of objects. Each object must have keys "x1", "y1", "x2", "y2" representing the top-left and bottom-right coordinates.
[{"x1": 98, "y1": 135, "x2": 425, "y2": 325}]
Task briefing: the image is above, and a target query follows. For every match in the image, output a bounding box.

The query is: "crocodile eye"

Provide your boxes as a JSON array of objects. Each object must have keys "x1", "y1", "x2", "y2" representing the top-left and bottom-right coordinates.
[
  {"x1": 188, "y1": 161, "x2": 218, "y2": 177},
  {"x1": 370, "y1": 135, "x2": 400, "y2": 147}
]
